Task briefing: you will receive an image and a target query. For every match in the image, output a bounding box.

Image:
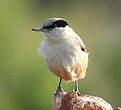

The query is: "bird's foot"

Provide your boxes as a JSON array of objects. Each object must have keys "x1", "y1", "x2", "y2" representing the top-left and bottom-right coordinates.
[
  {"x1": 72, "y1": 89, "x2": 80, "y2": 96},
  {"x1": 55, "y1": 86, "x2": 64, "y2": 95}
]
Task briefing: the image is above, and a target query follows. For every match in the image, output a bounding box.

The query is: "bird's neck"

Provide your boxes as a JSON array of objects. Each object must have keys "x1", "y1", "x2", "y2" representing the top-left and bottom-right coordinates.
[
  {"x1": 43, "y1": 26, "x2": 76, "y2": 44},
  {"x1": 43, "y1": 32, "x2": 66, "y2": 44}
]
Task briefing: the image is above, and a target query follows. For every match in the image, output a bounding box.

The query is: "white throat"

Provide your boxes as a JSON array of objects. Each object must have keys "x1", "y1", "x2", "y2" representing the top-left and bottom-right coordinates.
[{"x1": 43, "y1": 26, "x2": 76, "y2": 44}]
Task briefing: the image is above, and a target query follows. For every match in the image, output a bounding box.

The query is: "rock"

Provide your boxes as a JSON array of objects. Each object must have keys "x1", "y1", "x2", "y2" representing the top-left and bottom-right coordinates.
[
  {"x1": 53, "y1": 89, "x2": 114, "y2": 110},
  {"x1": 113, "y1": 107, "x2": 121, "y2": 110}
]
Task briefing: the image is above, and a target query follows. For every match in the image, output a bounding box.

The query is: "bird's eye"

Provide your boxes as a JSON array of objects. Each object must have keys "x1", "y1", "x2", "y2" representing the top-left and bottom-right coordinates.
[{"x1": 53, "y1": 20, "x2": 68, "y2": 28}]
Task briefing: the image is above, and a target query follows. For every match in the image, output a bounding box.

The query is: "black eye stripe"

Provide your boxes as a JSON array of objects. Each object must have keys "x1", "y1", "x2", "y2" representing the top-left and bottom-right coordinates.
[
  {"x1": 53, "y1": 20, "x2": 68, "y2": 27},
  {"x1": 44, "y1": 20, "x2": 68, "y2": 29}
]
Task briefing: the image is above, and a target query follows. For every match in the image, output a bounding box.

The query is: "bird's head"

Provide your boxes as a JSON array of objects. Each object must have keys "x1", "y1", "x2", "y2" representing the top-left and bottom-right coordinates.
[{"x1": 32, "y1": 18, "x2": 74, "y2": 41}]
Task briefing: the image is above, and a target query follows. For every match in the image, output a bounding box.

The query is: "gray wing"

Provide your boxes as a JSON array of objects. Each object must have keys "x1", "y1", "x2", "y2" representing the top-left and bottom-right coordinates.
[{"x1": 74, "y1": 33, "x2": 88, "y2": 52}]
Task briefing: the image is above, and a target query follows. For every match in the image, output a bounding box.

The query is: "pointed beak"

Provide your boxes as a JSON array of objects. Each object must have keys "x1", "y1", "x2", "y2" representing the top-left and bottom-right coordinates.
[{"x1": 32, "y1": 26, "x2": 44, "y2": 32}]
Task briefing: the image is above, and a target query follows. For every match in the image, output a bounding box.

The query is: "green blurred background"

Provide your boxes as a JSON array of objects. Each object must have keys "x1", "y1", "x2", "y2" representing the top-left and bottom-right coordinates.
[{"x1": 0, "y1": 0, "x2": 121, "y2": 109}]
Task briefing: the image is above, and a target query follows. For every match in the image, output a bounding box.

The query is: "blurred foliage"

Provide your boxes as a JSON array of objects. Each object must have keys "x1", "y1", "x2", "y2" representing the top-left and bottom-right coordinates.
[{"x1": 0, "y1": 0, "x2": 121, "y2": 110}]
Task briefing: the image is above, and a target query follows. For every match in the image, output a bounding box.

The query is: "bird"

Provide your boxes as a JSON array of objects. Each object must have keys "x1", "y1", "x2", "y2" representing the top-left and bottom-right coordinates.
[{"x1": 32, "y1": 18, "x2": 89, "y2": 94}]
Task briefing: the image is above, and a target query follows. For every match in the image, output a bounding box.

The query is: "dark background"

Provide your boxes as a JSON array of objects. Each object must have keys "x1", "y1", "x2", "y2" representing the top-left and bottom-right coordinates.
[{"x1": 0, "y1": 0, "x2": 121, "y2": 109}]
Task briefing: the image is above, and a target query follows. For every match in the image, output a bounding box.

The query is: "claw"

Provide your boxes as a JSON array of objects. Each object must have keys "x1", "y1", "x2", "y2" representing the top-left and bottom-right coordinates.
[
  {"x1": 72, "y1": 89, "x2": 80, "y2": 95},
  {"x1": 55, "y1": 87, "x2": 64, "y2": 95}
]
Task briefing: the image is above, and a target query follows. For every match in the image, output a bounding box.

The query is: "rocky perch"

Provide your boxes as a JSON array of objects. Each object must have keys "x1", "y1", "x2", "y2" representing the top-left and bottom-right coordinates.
[{"x1": 53, "y1": 89, "x2": 120, "y2": 110}]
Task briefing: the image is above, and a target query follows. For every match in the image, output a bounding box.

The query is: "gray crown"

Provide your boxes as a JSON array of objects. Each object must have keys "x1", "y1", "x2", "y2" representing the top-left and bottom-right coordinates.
[{"x1": 42, "y1": 18, "x2": 68, "y2": 29}]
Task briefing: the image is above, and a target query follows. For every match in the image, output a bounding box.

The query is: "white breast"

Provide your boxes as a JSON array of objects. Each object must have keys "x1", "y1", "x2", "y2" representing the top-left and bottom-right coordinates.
[{"x1": 39, "y1": 36, "x2": 88, "y2": 81}]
